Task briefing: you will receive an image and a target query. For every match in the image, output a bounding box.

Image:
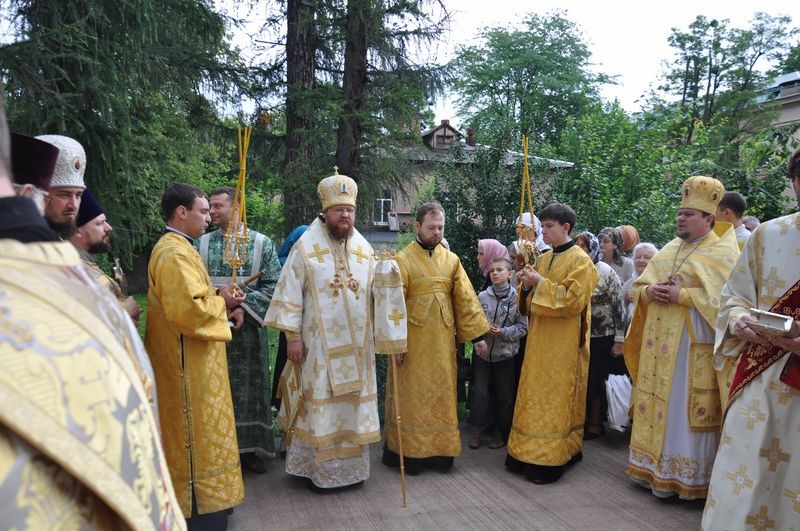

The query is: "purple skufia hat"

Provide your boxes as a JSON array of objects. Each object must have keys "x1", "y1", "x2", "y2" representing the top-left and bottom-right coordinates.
[
  {"x1": 77, "y1": 188, "x2": 104, "y2": 228},
  {"x1": 10, "y1": 133, "x2": 60, "y2": 191}
]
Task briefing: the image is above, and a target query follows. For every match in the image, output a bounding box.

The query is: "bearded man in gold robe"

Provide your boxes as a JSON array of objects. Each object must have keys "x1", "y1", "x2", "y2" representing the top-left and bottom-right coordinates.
[
  {"x1": 69, "y1": 187, "x2": 142, "y2": 323},
  {"x1": 505, "y1": 202, "x2": 598, "y2": 484},
  {"x1": 145, "y1": 183, "x2": 246, "y2": 527},
  {"x1": 265, "y1": 171, "x2": 407, "y2": 491},
  {"x1": 702, "y1": 149, "x2": 800, "y2": 529},
  {"x1": 383, "y1": 202, "x2": 489, "y2": 474},
  {"x1": 0, "y1": 97, "x2": 185, "y2": 529},
  {"x1": 625, "y1": 176, "x2": 739, "y2": 500}
]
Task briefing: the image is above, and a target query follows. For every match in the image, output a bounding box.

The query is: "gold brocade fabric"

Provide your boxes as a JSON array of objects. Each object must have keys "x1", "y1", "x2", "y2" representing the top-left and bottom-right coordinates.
[
  {"x1": 0, "y1": 240, "x2": 185, "y2": 530},
  {"x1": 384, "y1": 242, "x2": 489, "y2": 458},
  {"x1": 145, "y1": 232, "x2": 243, "y2": 516},
  {"x1": 79, "y1": 250, "x2": 125, "y2": 302},
  {"x1": 625, "y1": 223, "x2": 739, "y2": 463},
  {"x1": 507, "y1": 245, "x2": 598, "y2": 466}
]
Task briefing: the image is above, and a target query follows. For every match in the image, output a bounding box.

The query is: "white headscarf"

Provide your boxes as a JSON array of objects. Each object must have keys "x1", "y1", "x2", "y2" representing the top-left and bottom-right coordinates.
[{"x1": 515, "y1": 212, "x2": 548, "y2": 251}]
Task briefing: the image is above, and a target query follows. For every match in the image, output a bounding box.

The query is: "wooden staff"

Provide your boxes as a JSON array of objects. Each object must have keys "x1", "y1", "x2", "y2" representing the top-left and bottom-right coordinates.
[
  {"x1": 237, "y1": 270, "x2": 262, "y2": 288},
  {"x1": 390, "y1": 353, "x2": 407, "y2": 507}
]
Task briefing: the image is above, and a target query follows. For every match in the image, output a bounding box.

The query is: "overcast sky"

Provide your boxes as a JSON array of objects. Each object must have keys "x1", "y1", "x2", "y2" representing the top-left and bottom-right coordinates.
[
  {"x1": 213, "y1": 0, "x2": 796, "y2": 124},
  {"x1": 434, "y1": 0, "x2": 796, "y2": 127}
]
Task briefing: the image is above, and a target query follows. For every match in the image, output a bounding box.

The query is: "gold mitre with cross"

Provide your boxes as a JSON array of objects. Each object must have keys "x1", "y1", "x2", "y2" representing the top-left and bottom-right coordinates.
[
  {"x1": 680, "y1": 175, "x2": 725, "y2": 215},
  {"x1": 318, "y1": 167, "x2": 358, "y2": 210}
]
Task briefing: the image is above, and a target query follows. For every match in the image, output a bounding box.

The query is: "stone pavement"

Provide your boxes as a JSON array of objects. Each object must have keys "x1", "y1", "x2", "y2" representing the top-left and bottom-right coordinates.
[{"x1": 229, "y1": 427, "x2": 704, "y2": 530}]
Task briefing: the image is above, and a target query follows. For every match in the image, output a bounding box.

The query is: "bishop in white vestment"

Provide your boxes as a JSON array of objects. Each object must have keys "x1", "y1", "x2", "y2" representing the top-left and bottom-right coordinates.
[{"x1": 264, "y1": 172, "x2": 406, "y2": 489}]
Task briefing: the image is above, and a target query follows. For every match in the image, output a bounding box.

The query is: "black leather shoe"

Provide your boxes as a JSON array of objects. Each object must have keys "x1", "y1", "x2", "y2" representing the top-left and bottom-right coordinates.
[
  {"x1": 583, "y1": 426, "x2": 605, "y2": 441},
  {"x1": 526, "y1": 464, "x2": 565, "y2": 485},
  {"x1": 241, "y1": 453, "x2": 267, "y2": 474},
  {"x1": 505, "y1": 454, "x2": 525, "y2": 475}
]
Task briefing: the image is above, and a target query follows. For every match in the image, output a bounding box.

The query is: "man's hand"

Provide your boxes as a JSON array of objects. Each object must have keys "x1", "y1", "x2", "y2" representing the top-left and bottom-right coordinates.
[
  {"x1": 394, "y1": 353, "x2": 406, "y2": 367},
  {"x1": 228, "y1": 307, "x2": 244, "y2": 331},
  {"x1": 518, "y1": 266, "x2": 541, "y2": 290},
  {"x1": 123, "y1": 296, "x2": 143, "y2": 324},
  {"x1": 611, "y1": 341, "x2": 624, "y2": 357},
  {"x1": 732, "y1": 314, "x2": 772, "y2": 348},
  {"x1": 473, "y1": 340, "x2": 488, "y2": 360},
  {"x1": 219, "y1": 283, "x2": 246, "y2": 309},
  {"x1": 646, "y1": 281, "x2": 680, "y2": 305},
  {"x1": 287, "y1": 340, "x2": 306, "y2": 364},
  {"x1": 488, "y1": 324, "x2": 502, "y2": 337}
]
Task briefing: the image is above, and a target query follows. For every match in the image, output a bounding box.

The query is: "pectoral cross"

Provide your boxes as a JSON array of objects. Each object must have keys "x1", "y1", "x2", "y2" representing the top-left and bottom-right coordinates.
[
  {"x1": 309, "y1": 243, "x2": 331, "y2": 263},
  {"x1": 329, "y1": 273, "x2": 346, "y2": 301}
]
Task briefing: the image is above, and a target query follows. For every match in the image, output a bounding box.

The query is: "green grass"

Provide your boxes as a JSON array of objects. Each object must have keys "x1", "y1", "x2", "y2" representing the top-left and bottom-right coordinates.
[{"x1": 134, "y1": 293, "x2": 147, "y2": 338}]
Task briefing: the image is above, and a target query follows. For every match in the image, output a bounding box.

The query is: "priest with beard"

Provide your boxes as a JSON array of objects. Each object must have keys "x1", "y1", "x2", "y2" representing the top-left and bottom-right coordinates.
[
  {"x1": 264, "y1": 170, "x2": 407, "y2": 491},
  {"x1": 383, "y1": 202, "x2": 489, "y2": 474},
  {"x1": 36, "y1": 135, "x2": 86, "y2": 239},
  {"x1": 69, "y1": 187, "x2": 142, "y2": 323}
]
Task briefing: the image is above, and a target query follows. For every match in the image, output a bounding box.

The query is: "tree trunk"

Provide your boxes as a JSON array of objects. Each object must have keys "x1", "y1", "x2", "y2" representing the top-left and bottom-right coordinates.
[
  {"x1": 335, "y1": 0, "x2": 368, "y2": 180},
  {"x1": 284, "y1": 0, "x2": 317, "y2": 232}
]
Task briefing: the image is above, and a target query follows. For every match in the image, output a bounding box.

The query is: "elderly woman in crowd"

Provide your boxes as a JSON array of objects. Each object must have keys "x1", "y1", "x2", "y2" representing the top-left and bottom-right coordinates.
[
  {"x1": 574, "y1": 231, "x2": 625, "y2": 440},
  {"x1": 613, "y1": 242, "x2": 658, "y2": 377},
  {"x1": 598, "y1": 226, "x2": 634, "y2": 285},
  {"x1": 621, "y1": 242, "x2": 658, "y2": 332}
]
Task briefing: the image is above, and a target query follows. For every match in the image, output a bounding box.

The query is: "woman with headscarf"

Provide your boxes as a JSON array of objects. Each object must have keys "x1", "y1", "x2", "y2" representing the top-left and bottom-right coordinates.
[
  {"x1": 477, "y1": 238, "x2": 510, "y2": 291},
  {"x1": 515, "y1": 212, "x2": 549, "y2": 252},
  {"x1": 574, "y1": 231, "x2": 625, "y2": 440},
  {"x1": 598, "y1": 227, "x2": 634, "y2": 285},
  {"x1": 617, "y1": 225, "x2": 640, "y2": 258}
]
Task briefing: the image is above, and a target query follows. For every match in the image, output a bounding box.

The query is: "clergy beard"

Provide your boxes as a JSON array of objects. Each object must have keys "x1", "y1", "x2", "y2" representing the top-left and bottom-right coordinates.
[
  {"x1": 417, "y1": 233, "x2": 440, "y2": 248},
  {"x1": 88, "y1": 241, "x2": 112, "y2": 254},
  {"x1": 322, "y1": 214, "x2": 354, "y2": 241},
  {"x1": 325, "y1": 222, "x2": 353, "y2": 241},
  {"x1": 47, "y1": 218, "x2": 77, "y2": 239}
]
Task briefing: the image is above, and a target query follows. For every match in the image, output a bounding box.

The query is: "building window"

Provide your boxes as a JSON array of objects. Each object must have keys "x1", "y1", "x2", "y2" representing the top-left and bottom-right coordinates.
[
  {"x1": 436, "y1": 133, "x2": 452, "y2": 149},
  {"x1": 374, "y1": 193, "x2": 392, "y2": 226}
]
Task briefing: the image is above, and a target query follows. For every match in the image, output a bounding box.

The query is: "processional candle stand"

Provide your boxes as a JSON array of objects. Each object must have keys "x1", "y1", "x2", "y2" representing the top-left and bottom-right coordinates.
[
  {"x1": 223, "y1": 125, "x2": 253, "y2": 294},
  {"x1": 516, "y1": 135, "x2": 541, "y2": 268}
]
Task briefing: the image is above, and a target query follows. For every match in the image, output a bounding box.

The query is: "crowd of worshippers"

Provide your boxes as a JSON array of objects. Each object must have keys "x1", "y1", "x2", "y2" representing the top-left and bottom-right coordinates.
[{"x1": 1, "y1": 90, "x2": 798, "y2": 531}]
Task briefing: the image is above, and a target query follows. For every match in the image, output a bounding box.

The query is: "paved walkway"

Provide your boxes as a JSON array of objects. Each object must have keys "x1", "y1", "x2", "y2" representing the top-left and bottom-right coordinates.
[{"x1": 230, "y1": 428, "x2": 704, "y2": 530}]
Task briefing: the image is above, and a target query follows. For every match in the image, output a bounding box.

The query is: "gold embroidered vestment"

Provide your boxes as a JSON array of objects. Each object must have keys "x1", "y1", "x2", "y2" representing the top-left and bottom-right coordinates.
[
  {"x1": 384, "y1": 242, "x2": 489, "y2": 458},
  {"x1": 507, "y1": 244, "x2": 598, "y2": 466},
  {"x1": 145, "y1": 232, "x2": 244, "y2": 516}
]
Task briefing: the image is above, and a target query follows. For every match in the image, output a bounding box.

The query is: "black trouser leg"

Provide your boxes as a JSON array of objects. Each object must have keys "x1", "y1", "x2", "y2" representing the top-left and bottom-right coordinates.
[
  {"x1": 492, "y1": 357, "x2": 517, "y2": 441},
  {"x1": 187, "y1": 491, "x2": 229, "y2": 531}
]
